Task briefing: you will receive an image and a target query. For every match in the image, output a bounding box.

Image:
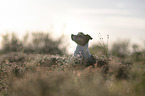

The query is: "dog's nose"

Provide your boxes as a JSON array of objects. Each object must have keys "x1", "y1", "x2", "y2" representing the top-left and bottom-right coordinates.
[
  {"x1": 71, "y1": 34, "x2": 74, "y2": 37},
  {"x1": 71, "y1": 34, "x2": 74, "y2": 38},
  {"x1": 71, "y1": 34, "x2": 75, "y2": 40}
]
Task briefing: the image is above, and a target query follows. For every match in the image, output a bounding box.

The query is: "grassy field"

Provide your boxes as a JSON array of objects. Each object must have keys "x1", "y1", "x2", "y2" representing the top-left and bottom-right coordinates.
[
  {"x1": 0, "y1": 52, "x2": 144, "y2": 96},
  {"x1": 0, "y1": 33, "x2": 145, "y2": 96}
]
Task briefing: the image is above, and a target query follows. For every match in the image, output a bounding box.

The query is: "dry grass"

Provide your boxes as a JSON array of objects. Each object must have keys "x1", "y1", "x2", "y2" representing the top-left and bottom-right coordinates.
[{"x1": 0, "y1": 52, "x2": 145, "y2": 96}]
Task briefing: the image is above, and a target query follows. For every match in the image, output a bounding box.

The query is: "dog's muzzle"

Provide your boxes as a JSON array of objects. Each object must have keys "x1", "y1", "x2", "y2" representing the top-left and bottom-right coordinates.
[{"x1": 71, "y1": 34, "x2": 75, "y2": 40}]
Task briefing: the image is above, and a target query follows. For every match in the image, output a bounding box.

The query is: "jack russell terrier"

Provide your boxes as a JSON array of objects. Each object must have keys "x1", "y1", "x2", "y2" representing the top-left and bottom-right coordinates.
[{"x1": 71, "y1": 32, "x2": 96, "y2": 67}]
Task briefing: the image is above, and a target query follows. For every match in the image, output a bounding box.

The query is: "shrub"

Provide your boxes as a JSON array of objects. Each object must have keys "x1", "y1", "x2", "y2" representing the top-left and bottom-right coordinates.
[
  {"x1": 0, "y1": 32, "x2": 65, "y2": 55},
  {"x1": 111, "y1": 40, "x2": 130, "y2": 58}
]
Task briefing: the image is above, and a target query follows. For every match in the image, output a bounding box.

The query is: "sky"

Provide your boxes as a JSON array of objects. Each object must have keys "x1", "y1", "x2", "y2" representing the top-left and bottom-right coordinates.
[{"x1": 0, "y1": 0, "x2": 145, "y2": 54}]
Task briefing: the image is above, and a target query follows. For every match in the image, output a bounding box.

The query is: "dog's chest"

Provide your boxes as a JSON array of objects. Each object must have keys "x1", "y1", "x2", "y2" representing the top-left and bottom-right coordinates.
[{"x1": 74, "y1": 44, "x2": 91, "y2": 59}]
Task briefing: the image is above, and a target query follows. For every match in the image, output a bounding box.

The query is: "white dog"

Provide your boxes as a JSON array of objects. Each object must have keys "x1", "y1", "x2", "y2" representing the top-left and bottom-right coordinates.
[{"x1": 71, "y1": 32, "x2": 96, "y2": 66}]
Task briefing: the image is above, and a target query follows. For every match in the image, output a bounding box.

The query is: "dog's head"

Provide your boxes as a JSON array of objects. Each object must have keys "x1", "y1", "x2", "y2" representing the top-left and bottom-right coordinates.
[{"x1": 71, "y1": 32, "x2": 93, "y2": 46}]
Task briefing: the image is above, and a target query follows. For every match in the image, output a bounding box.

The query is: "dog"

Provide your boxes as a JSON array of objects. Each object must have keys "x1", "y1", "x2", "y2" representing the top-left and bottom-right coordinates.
[{"x1": 71, "y1": 32, "x2": 96, "y2": 67}]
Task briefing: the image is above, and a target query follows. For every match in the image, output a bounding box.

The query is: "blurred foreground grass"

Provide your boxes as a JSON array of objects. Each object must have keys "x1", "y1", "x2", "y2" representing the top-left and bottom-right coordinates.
[
  {"x1": 0, "y1": 52, "x2": 144, "y2": 96},
  {"x1": 0, "y1": 32, "x2": 145, "y2": 96}
]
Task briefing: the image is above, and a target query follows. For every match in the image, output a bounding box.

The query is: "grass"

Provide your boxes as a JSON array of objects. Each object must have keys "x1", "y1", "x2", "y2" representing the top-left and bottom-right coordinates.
[
  {"x1": 0, "y1": 52, "x2": 145, "y2": 96},
  {"x1": 0, "y1": 32, "x2": 145, "y2": 96}
]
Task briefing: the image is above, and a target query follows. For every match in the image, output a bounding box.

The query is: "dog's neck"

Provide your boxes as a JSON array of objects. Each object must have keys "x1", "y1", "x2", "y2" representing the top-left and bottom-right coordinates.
[{"x1": 74, "y1": 43, "x2": 91, "y2": 59}]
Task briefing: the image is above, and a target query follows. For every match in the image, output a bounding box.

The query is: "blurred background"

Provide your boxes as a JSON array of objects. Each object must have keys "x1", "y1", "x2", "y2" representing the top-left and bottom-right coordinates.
[{"x1": 0, "y1": 0, "x2": 145, "y2": 55}]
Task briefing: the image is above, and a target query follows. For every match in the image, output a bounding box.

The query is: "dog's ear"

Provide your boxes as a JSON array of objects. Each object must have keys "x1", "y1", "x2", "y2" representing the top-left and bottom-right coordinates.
[{"x1": 86, "y1": 34, "x2": 93, "y2": 40}]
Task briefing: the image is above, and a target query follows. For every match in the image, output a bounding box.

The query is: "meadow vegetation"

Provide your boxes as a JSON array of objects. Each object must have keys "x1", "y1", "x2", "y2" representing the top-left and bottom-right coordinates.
[{"x1": 0, "y1": 32, "x2": 145, "y2": 96}]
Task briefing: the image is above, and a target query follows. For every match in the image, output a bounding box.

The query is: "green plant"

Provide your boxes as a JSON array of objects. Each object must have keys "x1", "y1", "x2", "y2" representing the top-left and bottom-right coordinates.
[
  {"x1": 97, "y1": 33, "x2": 110, "y2": 58},
  {"x1": 89, "y1": 33, "x2": 110, "y2": 59}
]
